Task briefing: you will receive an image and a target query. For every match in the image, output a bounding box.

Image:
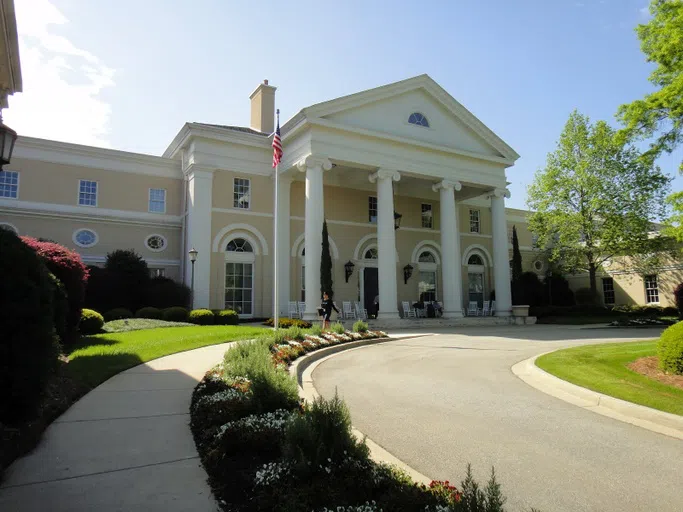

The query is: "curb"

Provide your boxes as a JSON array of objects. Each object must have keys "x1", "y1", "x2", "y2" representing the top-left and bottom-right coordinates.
[
  {"x1": 289, "y1": 334, "x2": 433, "y2": 485},
  {"x1": 511, "y1": 352, "x2": 683, "y2": 440}
]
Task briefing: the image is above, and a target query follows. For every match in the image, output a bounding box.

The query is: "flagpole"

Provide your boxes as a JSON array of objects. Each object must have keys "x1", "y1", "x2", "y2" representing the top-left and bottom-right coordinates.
[{"x1": 273, "y1": 109, "x2": 280, "y2": 330}]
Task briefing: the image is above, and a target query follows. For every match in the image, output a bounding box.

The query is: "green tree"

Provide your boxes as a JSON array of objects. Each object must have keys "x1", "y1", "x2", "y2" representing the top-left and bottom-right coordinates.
[
  {"x1": 664, "y1": 191, "x2": 683, "y2": 242},
  {"x1": 511, "y1": 226, "x2": 523, "y2": 282},
  {"x1": 527, "y1": 110, "x2": 671, "y2": 296},
  {"x1": 617, "y1": 0, "x2": 683, "y2": 171},
  {"x1": 320, "y1": 220, "x2": 333, "y2": 299}
]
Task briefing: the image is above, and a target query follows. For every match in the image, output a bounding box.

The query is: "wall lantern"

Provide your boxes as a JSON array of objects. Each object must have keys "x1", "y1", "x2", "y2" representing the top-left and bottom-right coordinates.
[
  {"x1": 394, "y1": 211, "x2": 403, "y2": 230},
  {"x1": 403, "y1": 264, "x2": 413, "y2": 284},
  {"x1": 344, "y1": 260, "x2": 355, "y2": 283},
  {"x1": 0, "y1": 111, "x2": 18, "y2": 168}
]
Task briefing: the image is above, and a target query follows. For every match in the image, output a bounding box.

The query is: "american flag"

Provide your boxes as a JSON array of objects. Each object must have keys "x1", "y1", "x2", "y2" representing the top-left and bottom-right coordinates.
[{"x1": 272, "y1": 117, "x2": 283, "y2": 168}]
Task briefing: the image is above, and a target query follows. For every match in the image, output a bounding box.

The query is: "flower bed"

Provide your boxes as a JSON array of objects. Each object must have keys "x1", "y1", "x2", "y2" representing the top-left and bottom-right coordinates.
[{"x1": 190, "y1": 325, "x2": 519, "y2": 511}]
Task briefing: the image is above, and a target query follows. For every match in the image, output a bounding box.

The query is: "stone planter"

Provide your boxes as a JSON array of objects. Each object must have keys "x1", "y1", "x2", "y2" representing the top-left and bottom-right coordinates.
[{"x1": 512, "y1": 305, "x2": 530, "y2": 317}]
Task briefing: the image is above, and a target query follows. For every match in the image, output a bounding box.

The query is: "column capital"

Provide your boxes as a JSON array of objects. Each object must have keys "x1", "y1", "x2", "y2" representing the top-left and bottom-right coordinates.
[
  {"x1": 488, "y1": 188, "x2": 511, "y2": 199},
  {"x1": 432, "y1": 180, "x2": 462, "y2": 192},
  {"x1": 296, "y1": 154, "x2": 332, "y2": 173},
  {"x1": 369, "y1": 168, "x2": 400, "y2": 183}
]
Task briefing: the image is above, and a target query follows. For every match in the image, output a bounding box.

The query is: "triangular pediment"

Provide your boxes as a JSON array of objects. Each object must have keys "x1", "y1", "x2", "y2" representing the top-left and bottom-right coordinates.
[{"x1": 301, "y1": 75, "x2": 519, "y2": 162}]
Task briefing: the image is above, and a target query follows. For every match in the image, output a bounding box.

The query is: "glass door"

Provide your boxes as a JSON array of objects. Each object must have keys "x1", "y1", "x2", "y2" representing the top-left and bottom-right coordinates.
[
  {"x1": 225, "y1": 262, "x2": 253, "y2": 315},
  {"x1": 468, "y1": 272, "x2": 484, "y2": 308}
]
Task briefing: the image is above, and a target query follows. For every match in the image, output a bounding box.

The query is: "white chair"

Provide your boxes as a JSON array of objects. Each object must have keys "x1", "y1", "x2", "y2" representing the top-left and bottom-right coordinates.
[
  {"x1": 467, "y1": 301, "x2": 479, "y2": 316},
  {"x1": 481, "y1": 300, "x2": 491, "y2": 317},
  {"x1": 402, "y1": 301, "x2": 416, "y2": 318},
  {"x1": 297, "y1": 302, "x2": 306, "y2": 319},
  {"x1": 354, "y1": 302, "x2": 368, "y2": 320},
  {"x1": 288, "y1": 301, "x2": 298, "y2": 319},
  {"x1": 415, "y1": 301, "x2": 427, "y2": 318},
  {"x1": 342, "y1": 301, "x2": 356, "y2": 319},
  {"x1": 490, "y1": 300, "x2": 496, "y2": 316}
]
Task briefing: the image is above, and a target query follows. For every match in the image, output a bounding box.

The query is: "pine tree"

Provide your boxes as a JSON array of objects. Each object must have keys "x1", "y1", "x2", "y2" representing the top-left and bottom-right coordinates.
[
  {"x1": 511, "y1": 226, "x2": 523, "y2": 283},
  {"x1": 320, "y1": 220, "x2": 333, "y2": 299}
]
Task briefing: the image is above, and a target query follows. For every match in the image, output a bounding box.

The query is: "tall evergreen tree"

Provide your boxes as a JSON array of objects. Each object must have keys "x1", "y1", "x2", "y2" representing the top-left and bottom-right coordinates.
[
  {"x1": 511, "y1": 226, "x2": 523, "y2": 283},
  {"x1": 320, "y1": 220, "x2": 333, "y2": 299}
]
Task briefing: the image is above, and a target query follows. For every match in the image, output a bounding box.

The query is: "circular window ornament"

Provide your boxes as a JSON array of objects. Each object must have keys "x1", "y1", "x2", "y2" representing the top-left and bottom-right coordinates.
[
  {"x1": 533, "y1": 260, "x2": 544, "y2": 272},
  {"x1": 73, "y1": 229, "x2": 98, "y2": 248},
  {"x1": 145, "y1": 234, "x2": 167, "y2": 252}
]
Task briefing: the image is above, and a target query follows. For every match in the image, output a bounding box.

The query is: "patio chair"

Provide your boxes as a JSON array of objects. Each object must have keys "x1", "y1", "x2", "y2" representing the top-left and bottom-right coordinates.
[
  {"x1": 288, "y1": 301, "x2": 298, "y2": 319},
  {"x1": 354, "y1": 302, "x2": 368, "y2": 320},
  {"x1": 342, "y1": 301, "x2": 356, "y2": 319},
  {"x1": 467, "y1": 301, "x2": 479, "y2": 316},
  {"x1": 402, "y1": 301, "x2": 416, "y2": 318},
  {"x1": 415, "y1": 301, "x2": 427, "y2": 318},
  {"x1": 297, "y1": 301, "x2": 306, "y2": 319},
  {"x1": 481, "y1": 300, "x2": 491, "y2": 316}
]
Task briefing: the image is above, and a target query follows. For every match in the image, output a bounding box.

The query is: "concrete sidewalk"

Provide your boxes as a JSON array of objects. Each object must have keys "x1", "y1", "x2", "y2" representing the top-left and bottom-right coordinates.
[{"x1": 0, "y1": 343, "x2": 232, "y2": 512}]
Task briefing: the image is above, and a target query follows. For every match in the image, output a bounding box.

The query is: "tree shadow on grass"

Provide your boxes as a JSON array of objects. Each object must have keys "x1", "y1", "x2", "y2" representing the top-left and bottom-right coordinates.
[
  {"x1": 65, "y1": 352, "x2": 144, "y2": 390},
  {"x1": 67, "y1": 335, "x2": 122, "y2": 352}
]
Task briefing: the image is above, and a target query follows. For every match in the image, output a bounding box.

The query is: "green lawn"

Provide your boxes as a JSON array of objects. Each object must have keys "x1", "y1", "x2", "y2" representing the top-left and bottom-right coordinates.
[
  {"x1": 67, "y1": 325, "x2": 268, "y2": 388},
  {"x1": 102, "y1": 318, "x2": 195, "y2": 333},
  {"x1": 537, "y1": 315, "x2": 677, "y2": 325},
  {"x1": 536, "y1": 341, "x2": 683, "y2": 415}
]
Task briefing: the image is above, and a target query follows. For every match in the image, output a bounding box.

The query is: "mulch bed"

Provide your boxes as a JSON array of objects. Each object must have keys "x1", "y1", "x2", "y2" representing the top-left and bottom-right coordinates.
[{"x1": 628, "y1": 356, "x2": 683, "y2": 391}]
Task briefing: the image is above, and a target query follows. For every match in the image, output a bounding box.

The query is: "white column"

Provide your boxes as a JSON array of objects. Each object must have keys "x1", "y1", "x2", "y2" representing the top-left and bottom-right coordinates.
[
  {"x1": 490, "y1": 188, "x2": 512, "y2": 316},
  {"x1": 433, "y1": 180, "x2": 463, "y2": 318},
  {"x1": 185, "y1": 167, "x2": 213, "y2": 309},
  {"x1": 276, "y1": 177, "x2": 292, "y2": 317},
  {"x1": 297, "y1": 155, "x2": 332, "y2": 320},
  {"x1": 370, "y1": 168, "x2": 400, "y2": 319}
]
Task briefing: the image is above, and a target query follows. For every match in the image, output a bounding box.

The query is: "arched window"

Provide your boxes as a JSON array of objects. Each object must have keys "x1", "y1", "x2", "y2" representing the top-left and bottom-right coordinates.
[
  {"x1": 408, "y1": 112, "x2": 429, "y2": 127},
  {"x1": 468, "y1": 254, "x2": 484, "y2": 266},
  {"x1": 418, "y1": 251, "x2": 436, "y2": 263},
  {"x1": 227, "y1": 238, "x2": 253, "y2": 253},
  {"x1": 364, "y1": 247, "x2": 378, "y2": 260}
]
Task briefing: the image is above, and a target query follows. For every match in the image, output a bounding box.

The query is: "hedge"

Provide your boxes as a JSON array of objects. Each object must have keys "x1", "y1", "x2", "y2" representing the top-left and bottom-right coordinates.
[
  {"x1": 188, "y1": 309, "x2": 215, "y2": 325},
  {"x1": 21, "y1": 237, "x2": 89, "y2": 344},
  {"x1": 135, "y1": 307, "x2": 163, "y2": 320},
  {"x1": 672, "y1": 282, "x2": 682, "y2": 319},
  {"x1": 103, "y1": 308, "x2": 133, "y2": 322},
  {"x1": 263, "y1": 318, "x2": 312, "y2": 328},
  {"x1": 659, "y1": 321, "x2": 683, "y2": 375},
  {"x1": 80, "y1": 309, "x2": 104, "y2": 334},
  {"x1": 1, "y1": 229, "x2": 59, "y2": 424},
  {"x1": 163, "y1": 306, "x2": 190, "y2": 322},
  {"x1": 214, "y1": 309, "x2": 239, "y2": 325}
]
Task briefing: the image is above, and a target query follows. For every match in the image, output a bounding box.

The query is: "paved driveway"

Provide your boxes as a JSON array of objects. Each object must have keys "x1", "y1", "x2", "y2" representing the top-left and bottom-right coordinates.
[{"x1": 313, "y1": 325, "x2": 682, "y2": 512}]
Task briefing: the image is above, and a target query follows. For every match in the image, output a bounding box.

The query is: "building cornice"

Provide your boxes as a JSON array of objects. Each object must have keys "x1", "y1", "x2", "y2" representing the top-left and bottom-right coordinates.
[
  {"x1": 0, "y1": 199, "x2": 182, "y2": 228},
  {"x1": 163, "y1": 123, "x2": 271, "y2": 159},
  {"x1": 13, "y1": 136, "x2": 182, "y2": 179}
]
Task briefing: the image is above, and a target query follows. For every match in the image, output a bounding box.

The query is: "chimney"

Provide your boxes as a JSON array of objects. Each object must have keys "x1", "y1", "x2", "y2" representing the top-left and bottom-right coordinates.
[{"x1": 249, "y1": 79, "x2": 276, "y2": 134}]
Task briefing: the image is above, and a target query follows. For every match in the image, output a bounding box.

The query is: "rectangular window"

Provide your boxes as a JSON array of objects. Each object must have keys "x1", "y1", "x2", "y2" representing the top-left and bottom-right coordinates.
[
  {"x1": 602, "y1": 277, "x2": 615, "y2": 306},
  {"x1": 368, "y1": 196, "x2": 377, "y2": 223},
  {"x1": 78, "y1": 180, "x2": 98, "y2": 206},
  {"x1": 469, "y1": 209, "x2": 480, "y2": 233},
  {"x1": 644, "y1": 275, "x2": 659, "y2": 304},
  {"x1": 149, "y1": 188, "x2": 166, "y2": 213},
  {"x1": 233, "y1": 178, "x2": 250, "y2": 209},
  {"x1": 421, "y1": 203, "x2": 433, "y2": 228},
  {"x1": 150, "y1": 268, "x2": 166, "y2": 278},
  {"x1": 0, "y1": 170, "x2": 19, "y2": 198},
  {"x1": 418, "y1": 271, "x2": 437, "y2": 302}
]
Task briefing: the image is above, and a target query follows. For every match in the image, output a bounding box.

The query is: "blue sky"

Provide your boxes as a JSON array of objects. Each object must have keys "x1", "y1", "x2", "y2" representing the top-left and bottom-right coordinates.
[{"x1": 6, "y1": 0, "x2": 682, "y2": 210}]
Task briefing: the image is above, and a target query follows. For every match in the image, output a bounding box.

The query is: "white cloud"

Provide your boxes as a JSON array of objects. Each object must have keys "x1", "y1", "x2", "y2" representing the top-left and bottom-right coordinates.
[
  {"x1": 4, "y1": 0, "x2": 115, "y2": 147},
  {"x1": 640, "y1": 4, "x2": 651, "y2": 18}
]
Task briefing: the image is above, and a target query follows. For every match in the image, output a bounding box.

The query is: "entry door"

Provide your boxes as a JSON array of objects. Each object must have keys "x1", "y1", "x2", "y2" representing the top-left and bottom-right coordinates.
[
  {"x1": 468, "y1": 272, "x2": 484, "y2": 308},
  {"x1": 363, "y1": 267, "x2": 378, "y2": 316}
]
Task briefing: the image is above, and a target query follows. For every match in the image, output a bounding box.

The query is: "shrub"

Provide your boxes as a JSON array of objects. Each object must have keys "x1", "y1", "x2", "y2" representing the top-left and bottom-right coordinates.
[
  {"x1": 83, "y1": 265, "x2": 113, "y2": 312},
  {"x1": 79, "y1": 308, "x2": 104, "y2": 334},
  {"x1": 675, "y1": 283, "x2": 683, "y2": 319},
  {"x1": 48, "y1": 272, "x2": 68, "y2": 346},
  {"x1": 285, "y1": 326, "x2": 305, "y2": 341},
  {"x1": 1, "y1": 229, "x2": 59, "y2": 424},
  {"x1": 308, "y1": 323, "x2": 323, "y2": 336},
  {"x1": 284, "y1": 392, "x2": 370, "y2": 475},
  {"x1": 104, "y1": 249, "x2": 150, "y2": 312},
  {"x1": 214, "y1": 309, "x2": 239, "y2": 325},
  {"x1": 188, "y1": 309, "x2": 215, "y2": 325},
  {"x1": 103, "y1": 308, "x2": 133, "y2": 322},
  {"x1": 659, "y1": 321, "x2": 683, "y2": 375},
  {"x1": 143, "y1": 276, "x2": 191, "y2": 309},
  {"x1": 163, "y1": 306, "x2": 189, "y2": 322},
  {"x1": 331, "y1": 322, "x2": 345, "y2": 334},
  {"x1": 21, "y1": 237, "x2": 89, "y2": 344},
  {"x1": 543, "y1": 273, "x2": 575, "y2": 306},
  {"x1": 353, "y1": 320, "x2": 369, "y2": 333},
  {"x1": 135, "y1": 307, "x2": 163, "y2": 320},
  {"x1": 264, "y1": 318, "x2": 312, "y2": 329},
  {"x1": 223, "y1": 340, "x2": 299, "y2": 413},
  {"x1": 574, "y1": 287, "x2": 599, "y2": 305}
]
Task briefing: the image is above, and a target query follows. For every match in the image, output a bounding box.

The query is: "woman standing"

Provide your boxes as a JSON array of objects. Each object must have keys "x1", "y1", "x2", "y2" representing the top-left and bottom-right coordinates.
[{"x1": 319, "y1": 292, "x2": 340, "y2": 330}]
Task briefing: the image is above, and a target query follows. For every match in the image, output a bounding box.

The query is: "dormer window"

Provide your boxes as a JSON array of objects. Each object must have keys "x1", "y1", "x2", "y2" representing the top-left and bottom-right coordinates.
[{"x1": 408, "y1": 112, "x2": 429, "y2": 128}]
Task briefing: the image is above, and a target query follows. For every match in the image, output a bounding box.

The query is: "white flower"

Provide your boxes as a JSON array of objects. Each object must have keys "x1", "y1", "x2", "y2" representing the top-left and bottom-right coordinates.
[
  {"x1": 254, "y1": 460, "x2": 292, "y2": 487},
  {"x1": 215, "y1": 409, "x2": 294, "y2": 439}
]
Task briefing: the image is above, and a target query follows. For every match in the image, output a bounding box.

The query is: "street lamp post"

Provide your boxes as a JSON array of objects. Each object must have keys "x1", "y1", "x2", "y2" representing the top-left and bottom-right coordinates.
[{"x1": 189, "y1": 248, "x2": 198, "y2": 307}]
